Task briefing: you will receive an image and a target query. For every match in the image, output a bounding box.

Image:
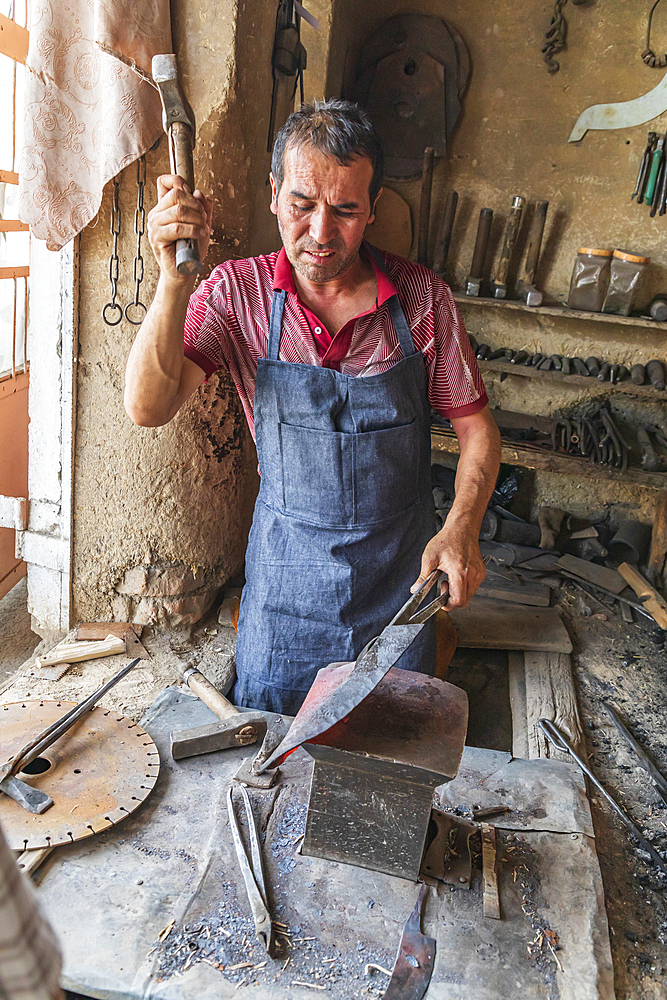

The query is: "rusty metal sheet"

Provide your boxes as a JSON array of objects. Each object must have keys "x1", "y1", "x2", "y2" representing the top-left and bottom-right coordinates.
[{"x1": 0, "y1": 701, "x2": 159, "y2": 849}]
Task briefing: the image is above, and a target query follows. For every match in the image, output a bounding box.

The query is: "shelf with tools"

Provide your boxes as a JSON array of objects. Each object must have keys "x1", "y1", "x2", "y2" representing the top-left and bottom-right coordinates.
[
  {"x1": 430, "y1": 426, "x2": 667, "y2": 491},
  {"x1": 453, "y1": 294, "x2": 666, "y2": 331},
  {"x1": 474, "y1": 358, "x2": 665, "y2": 401}
]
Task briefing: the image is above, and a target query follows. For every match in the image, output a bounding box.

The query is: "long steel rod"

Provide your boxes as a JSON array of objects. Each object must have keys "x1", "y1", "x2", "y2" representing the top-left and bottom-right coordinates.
[
  {"x1": 1, "y1": 658, "x2": 141, "y2": 780},
  {"x1": 538, "y1": 718, "x2": 667, "y2": 875}
]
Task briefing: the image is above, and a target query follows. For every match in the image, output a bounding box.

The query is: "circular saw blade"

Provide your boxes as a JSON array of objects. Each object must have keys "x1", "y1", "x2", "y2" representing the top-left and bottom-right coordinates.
[{"x1": 0, "y1": 701, "x2": 160, "y2": 850}]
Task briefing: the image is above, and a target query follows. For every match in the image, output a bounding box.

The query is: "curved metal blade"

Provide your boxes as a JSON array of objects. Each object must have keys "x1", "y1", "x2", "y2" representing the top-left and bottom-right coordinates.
[
  {"x1": 259, "y1": 623, "x2": 423, "y2": 771},
  {"x1": 382, "y1": 883, "x2": 435, "y2": 1000},
  {"x1": 569, "y1": 72, "x2": 667, "y2": 141}
]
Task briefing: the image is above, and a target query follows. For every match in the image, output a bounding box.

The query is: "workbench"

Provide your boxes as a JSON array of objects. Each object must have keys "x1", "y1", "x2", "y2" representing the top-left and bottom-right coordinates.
[{"x1": 31, "y1": 687, "x2": 615, "y2": 1000}]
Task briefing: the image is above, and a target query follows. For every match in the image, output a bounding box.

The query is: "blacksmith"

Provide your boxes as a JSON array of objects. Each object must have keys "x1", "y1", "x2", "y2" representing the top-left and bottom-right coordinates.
[{"x1": 124, "y1": 99, "x2": 501, "y2": 714}]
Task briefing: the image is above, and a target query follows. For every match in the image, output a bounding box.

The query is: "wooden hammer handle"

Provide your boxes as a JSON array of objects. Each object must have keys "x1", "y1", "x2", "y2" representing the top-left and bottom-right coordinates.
[
  {"x1": 168, "y1": 122, "x2": 202, "y2": 276},
  {"x1": 184, "y1": 667, "x2": 239, "y2": 721}
]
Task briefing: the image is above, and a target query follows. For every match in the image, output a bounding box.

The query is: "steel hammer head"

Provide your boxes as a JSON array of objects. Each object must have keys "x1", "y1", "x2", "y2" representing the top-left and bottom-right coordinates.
[
  {"x1": 170, "y1": 711, "x2": 268, "y2": 761},
  {"x1": 151, "y1": 54, "x2": 195, "y2": 134}
]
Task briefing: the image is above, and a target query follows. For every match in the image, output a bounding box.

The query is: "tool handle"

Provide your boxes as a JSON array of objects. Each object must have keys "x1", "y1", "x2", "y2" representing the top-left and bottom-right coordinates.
[
  {"x1": 521, "y1": 201, "x2": 549, "y2": 284},
  {"x1": 184, "y1": 667, "x2": 239, "y2": 720},
  {"x1": 492, "y1": 196, "x2": 525, "y2": 286},
  {"x1": 433, "y1": 190, "x2": 458, "y2": 276},
  {"x1": 418, "y1": 147, "x2": 435, "y2": 266},
  {"x1": 469, "y1": 208, "x2": 493, "y2": 280},
  {"x1": 168, "y1": 121, "x2": 202, "y2": 276},
  {"x1": 645, "y1": 147, "x2": 663, "y2": 205}
]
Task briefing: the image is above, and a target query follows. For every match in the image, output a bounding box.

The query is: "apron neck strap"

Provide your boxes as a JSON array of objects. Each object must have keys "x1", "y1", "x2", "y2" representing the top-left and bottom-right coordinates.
[
  {"x1": 267, "y1": 289, "x2": 287, "y2": 360},
  {"x1": 364, "y1": 243, "x2": 417, "y2": 359}
]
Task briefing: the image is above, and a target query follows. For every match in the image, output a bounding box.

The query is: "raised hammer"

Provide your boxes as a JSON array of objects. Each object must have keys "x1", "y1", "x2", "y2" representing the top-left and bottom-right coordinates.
[
  {"x1": 152, "y1": 53, "x2": 202, "y2": 276},
  {"x1": 517, "y1": 201, "x2": 549, "y2": 307},
  {"x1": 170, "y1": 666, "x2": 268, "y2": 760}
]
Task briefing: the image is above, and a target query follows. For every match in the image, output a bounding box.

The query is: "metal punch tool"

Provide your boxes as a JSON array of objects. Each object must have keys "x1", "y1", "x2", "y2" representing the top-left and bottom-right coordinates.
[
  {"x1": 227, "y1": 785, "x2": 274, "y2": 953},
  {"x1": 538, "y1": 718, "x2": 667, "y2": 877}
]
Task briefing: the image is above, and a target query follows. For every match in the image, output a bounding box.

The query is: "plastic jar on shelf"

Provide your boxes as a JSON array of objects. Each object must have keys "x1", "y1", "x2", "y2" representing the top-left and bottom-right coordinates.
[
  {"x1": 567, "y1": 247, "x2": 612, "y2": 312},
  {"x1": 601, "y1": 249, "x2": 650, "y2": 316}
]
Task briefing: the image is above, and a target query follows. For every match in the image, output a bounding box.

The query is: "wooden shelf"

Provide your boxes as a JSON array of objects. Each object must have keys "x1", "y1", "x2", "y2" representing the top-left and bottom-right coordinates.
[
  {"x1": 477, "y1": 358, "x2": 665, "y2": 400},
  {"x1": 431, "y1": 427, "x2": 667, "y2": 491},
  {"x1": 453, "y1": 293, "x2": 667, "y2": 331}
]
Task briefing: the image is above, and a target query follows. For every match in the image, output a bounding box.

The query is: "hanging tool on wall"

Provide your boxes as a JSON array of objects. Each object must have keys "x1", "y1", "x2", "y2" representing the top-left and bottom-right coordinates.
[
  {"x1": 267, "y1": 0, "x2": 309, "y2": 153},
  {"x1": 464, "y1": 208, "x2": 493, "y2": 297},
  {"x1": 644, "y1": 131, "x2": 665, "y2": 205},
  {"x1": 152, "y1": 54, "x2": 202, "y2": 276},
  {"x1": 542, "y1": 0, "x2": 590, "y2": 74},
  {"x1": 418, "y1": 147, "x2": 435, "y2": 266},
  {"x1": 569, "y1": 71, "x2": 667, "y2": 141},
  {"x1": 517, "y1": 200, "x2": 549, "y2": 307},
  {"x1": 632, "y1": 131, "x2": 657, "y2": 201},
  {"x1": 432, "y1": 189, "x2": 458, "y2": 280},
  {"x1": 491, "y1": 196, "x2": 525, "y2": 299},
  {"x1": 346, "y1": 14, "x2": 470, "y2": 179},
  {"x1": 643, "y1": 0, "x2": 667, "y2": 67}
]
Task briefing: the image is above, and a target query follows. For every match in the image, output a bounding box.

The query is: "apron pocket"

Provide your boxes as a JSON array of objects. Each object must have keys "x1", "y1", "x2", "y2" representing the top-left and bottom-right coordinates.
[
  {"x1": 279, "y1": 419, "x2": 420, "y2": 527},
  {"x1": 353, "y1": 419, "x2": 420, "y2": 524},
  {"x1": 279, "y1": 422, "x2": 354, "y2": 525}
]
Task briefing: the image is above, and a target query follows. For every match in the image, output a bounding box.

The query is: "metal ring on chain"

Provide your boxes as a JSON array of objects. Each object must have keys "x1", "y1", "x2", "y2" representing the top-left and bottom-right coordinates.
[
  {"x1": 102, "y1": 302, "x2": 123, "y2": 326},
  {"x1": 123, "y1": 301, "x2": 147, "y2": 325}
]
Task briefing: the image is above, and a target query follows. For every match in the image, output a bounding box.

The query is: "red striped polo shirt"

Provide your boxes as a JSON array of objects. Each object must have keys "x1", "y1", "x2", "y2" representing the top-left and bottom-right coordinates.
[{"x1": 184, "y1": 244, "x2": 487, "y2": 439}]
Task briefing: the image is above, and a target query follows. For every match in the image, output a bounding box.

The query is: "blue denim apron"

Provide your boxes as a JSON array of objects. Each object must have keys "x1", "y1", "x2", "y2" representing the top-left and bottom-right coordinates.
[{"x1": 233, "y1": 251, "x2": 436, "y2": 713}]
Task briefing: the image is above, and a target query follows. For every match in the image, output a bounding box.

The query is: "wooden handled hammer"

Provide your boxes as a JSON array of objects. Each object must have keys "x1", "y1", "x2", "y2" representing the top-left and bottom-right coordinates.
[
  {"x1": 152, "y1": 53, "x2": 203, "y2": 276},
  {"x1": 170, "y1": 666, "x2": 268, "y2": 760}
]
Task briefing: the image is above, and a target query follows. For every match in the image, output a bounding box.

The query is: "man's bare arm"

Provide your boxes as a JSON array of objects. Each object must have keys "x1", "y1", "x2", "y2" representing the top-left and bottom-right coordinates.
[
  {"x1": 413, "y1": 405, "x2": 501, "y2": 608},
  {"x1": 124, "y1": 175, "x2": 212, "y2": 427}
]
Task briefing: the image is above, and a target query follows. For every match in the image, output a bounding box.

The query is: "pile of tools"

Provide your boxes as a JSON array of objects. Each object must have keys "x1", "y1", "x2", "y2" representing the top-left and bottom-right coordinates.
[
  {"x1": 470, "y1": 333, "x2": 667, "y2": 389},
  {"x1": 632, "y1": 129, "x2": 667, "y2": 216}
]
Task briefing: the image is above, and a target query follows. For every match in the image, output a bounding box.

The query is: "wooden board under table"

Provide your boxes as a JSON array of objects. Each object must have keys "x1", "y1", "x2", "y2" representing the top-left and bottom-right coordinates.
[{"x1": 449, "y1": 597, "x2": 573, "y2": 653}]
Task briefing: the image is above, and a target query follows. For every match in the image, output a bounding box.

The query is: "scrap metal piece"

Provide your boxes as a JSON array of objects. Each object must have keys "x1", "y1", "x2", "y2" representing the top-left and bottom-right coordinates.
[
  {"x1": 421, "y1": 809, "x2": 475, "y2": 888},
  {"x1": 569, "y1": 71, "x2": 667, "y2": 141},
  {"x1": 481, "y1": 822, "x2": 501, "y2": 919},
  {"x1": 0, "y1": 701, "x2": 159, "y2": 850},
  {"x1": 538, "y1": 718, "x2": 667, "y2": 876},
  {"x1": 381, "y1": 883, "x2": 435, "y2": 1000},
  {"x1": 603, "y1": 702, "x2": 667, "y2": 805}
]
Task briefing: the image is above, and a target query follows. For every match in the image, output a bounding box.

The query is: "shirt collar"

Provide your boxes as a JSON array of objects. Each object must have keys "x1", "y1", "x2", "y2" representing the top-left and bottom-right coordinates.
[{"x1": 272, "y1": 243, "x2": 398, "y2": 307}]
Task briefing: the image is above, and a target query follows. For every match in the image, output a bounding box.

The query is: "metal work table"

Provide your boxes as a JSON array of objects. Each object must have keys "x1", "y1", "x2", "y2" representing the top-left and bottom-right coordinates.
[{"x1": 31, "y1": 688, "x2": 614, "y2": 1000}]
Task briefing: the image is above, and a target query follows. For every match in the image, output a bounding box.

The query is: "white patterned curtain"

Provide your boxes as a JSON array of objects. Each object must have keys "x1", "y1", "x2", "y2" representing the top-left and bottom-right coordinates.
[{"x1": 18, "y1": 0, "x2": 171, "y2": 250}]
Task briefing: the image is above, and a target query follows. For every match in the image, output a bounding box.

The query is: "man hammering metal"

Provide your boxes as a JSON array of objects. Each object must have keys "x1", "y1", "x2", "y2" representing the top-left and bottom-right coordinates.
[{"x1": 124, "y1": 98, "x2": 501, "y2": 714}]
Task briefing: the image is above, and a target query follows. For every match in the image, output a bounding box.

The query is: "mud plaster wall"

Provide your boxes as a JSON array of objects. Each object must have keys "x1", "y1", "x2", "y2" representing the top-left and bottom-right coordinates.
[
  {"x1": 329, "y1": 0, "x2": 667, "y2": 523},
  {"x1": 71, "y1": 0, "x2": 281, "y2": 624}
]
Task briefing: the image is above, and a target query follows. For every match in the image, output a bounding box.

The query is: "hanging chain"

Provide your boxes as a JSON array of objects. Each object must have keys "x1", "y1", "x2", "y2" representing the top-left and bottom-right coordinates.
[
  {"x1": 643, "y1": 0, "x2": 667, "y2": 67},
  {"x1": 124, "y1": 155, "x2": 148, "y2": 325},
  {"x1": 542, "y1": 0, "x2": 568, "y2": 74},
  {"x1": 102, "y1": 175, "x2": 123, "y2": 326}
]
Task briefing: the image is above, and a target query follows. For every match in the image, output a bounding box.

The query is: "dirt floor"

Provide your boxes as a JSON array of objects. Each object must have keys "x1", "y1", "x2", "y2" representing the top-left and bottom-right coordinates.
[{"x1": 2, "y1": 577, "x2": 667, "y2": 999}]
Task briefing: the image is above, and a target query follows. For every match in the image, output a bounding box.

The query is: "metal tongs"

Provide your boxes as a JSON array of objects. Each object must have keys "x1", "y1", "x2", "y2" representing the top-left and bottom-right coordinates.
[
  {"x1": 390, "y1": 568, "x2": 450, "y2": 626},
  {"x1": 227, "y1": 785, "x2": 274, "y2": 954}
]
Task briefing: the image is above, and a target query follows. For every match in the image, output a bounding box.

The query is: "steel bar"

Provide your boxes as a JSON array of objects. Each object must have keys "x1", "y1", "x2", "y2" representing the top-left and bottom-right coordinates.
[{"x1": 538, "y1": 719, "x2": 667, "y2": 876}]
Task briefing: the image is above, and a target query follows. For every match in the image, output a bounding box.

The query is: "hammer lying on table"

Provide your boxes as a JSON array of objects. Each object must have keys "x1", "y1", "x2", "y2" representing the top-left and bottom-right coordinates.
[{"x1": 170, "y1": 665, "x2": 267, "y2": 760}]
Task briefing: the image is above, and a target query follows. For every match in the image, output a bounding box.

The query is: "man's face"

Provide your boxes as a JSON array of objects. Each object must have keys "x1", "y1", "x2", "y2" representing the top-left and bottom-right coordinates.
[{"x1": 270, "y1": 143, "x2": 378, "y2": 284}]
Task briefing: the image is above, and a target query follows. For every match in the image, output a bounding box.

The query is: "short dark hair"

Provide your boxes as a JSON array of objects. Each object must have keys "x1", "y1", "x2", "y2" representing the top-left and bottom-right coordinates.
[{"x1": 271, "y1": 99, "x2": 384, "y2": 208}]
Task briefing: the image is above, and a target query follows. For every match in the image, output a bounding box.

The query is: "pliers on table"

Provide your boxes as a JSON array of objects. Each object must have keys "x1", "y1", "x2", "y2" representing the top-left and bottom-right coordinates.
[{"x1": 227, "y1": 785, "x2": 274, "y2": 954}]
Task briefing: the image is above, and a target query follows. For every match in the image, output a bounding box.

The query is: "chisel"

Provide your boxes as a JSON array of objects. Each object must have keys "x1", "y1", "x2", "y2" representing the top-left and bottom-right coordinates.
[
  {"x1": 491, "y1": 195, "x2": 525, "y2": 299},
  {"x1": 464, "y1": 208, "x2": 493, "y2": 296}
]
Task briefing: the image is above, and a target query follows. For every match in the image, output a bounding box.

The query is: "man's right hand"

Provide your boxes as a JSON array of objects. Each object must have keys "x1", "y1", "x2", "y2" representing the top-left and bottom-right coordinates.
[{"x1": 147, "y1": 175, "x2": 213, "y2": 284}]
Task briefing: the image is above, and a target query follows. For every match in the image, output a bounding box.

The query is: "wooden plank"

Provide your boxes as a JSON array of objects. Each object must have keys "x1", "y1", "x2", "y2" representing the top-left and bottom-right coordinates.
[
  {"x1": 556, "y1": 554, "x2": 626, "y2": 594},
  {"x1": 76, "y1": 622, "x2": 143, "y2": 640},
  {"x1": 617, "y1": 562, "x2": 667, "y2": 629},
  {"x1": 477, "y1": 572, "x2": 551, "y2": 606},
  {"x1": 0, "y1": 266, "x2": 30, "y2": 280},
  {"x1": 454, "y1": 290, "x2": 666, "y2": 331},
  {"x1": 449, "y1": 598, "x2": 573, "y2": 652},
  {"x1": 0, "y1": 220, "x2": 29, "y2": 232},
  {"x1": 523, "y1": 651, "x2": 584, "y2": 761},
  {"x1": 648, "y1": 489, "x2": 667, "y2": 590},
  {"x1": 431, "y1": 428, "x2": 667, "y2": 490},
  {"x1": 0, "y1": 169, "x2": 19, "y2": 185},
  {"x1": 0, "y1": 12, "x2": 28, "y2": 63},
  {"x1": 507, "y1": 651, "x2": 529, "y2": 759},
  {"x1": 480, "y1": 823, "x2": 501, "y2": 919}
]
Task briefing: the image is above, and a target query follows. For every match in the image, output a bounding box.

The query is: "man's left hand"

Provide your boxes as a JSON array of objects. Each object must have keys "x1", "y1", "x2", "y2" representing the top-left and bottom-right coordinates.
[{"x1": 412, "y1": 521, "x2": 486, "y2": 609}]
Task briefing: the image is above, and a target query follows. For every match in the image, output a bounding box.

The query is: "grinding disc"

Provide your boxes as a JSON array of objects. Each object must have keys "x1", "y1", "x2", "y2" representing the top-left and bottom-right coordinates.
[{"x1": 0, "y1": 701, "x2": 160, "y2": 850}]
